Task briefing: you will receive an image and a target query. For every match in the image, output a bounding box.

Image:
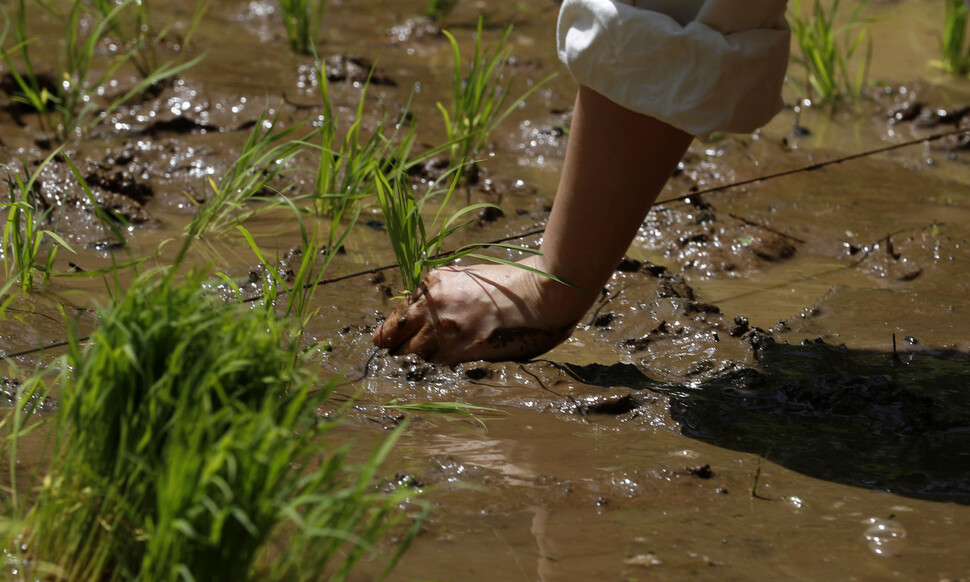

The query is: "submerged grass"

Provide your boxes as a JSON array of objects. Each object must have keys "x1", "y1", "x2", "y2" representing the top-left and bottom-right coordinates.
[
  {"x1": 787, "y1": 0, "x2": 872, "y2": 107},
  {"x1": 3, "y1": 267, "x2": 421, "y2": 581}
]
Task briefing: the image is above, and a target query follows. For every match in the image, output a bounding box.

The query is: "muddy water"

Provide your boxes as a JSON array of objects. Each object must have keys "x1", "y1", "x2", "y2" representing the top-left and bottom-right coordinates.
[{"x1": 3, "y1": 0, "x2": 970, "y2": 579}]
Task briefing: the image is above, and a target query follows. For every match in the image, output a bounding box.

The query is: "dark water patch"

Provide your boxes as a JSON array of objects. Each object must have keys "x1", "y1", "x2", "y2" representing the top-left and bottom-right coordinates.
[
  {"x1": 144, "y1": 116, "x2": 222, "y2": 137},
  {"x1": 565, "y1": 341, "x2": 970, "y2": 504},
  {"x1": 83, "y1": 169, "x2": 154, "y2": 205},
  {"x1": 878, "y1": 82, "x2": 970, "y2": 156}
]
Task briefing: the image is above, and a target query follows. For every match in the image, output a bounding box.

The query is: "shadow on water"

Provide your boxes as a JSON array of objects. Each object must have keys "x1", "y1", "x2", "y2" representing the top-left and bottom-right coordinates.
[{"x1": 565, "y1": 339, "x2": 970, "y2": 505}]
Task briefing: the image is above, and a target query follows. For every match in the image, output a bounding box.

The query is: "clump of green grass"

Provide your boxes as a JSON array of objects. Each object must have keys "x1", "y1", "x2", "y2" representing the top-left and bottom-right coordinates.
[
  {"x1": 787, "y1": 0, "x2": 873, "y2": 107},
  {"x1": 1, "y1": 154, "x2": 75, "y2": 292},
  {"x1": 187, "y1": 107, "x2": 314, "y2": 238},
  {"x1": 936, "y1": 0, "x2": 970, "y2": 76},
  {"x1": 278, "y1": 0, "x2": 327, "y2": 55},
  {"x1": 438, "y1": 18, "x2": 556, "y2": 169},
  {"x1": 0, "y1": 0, "x2": 204, "y2": 142},
  {"x1": 7, "y1": 268, "x2": 420, "y2": 581}
]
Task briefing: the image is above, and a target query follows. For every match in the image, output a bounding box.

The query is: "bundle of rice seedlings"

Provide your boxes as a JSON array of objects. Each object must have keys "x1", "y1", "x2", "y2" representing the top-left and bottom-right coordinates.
[{"x1": 9, "y1": 268, "x2": 418, "y2": 581}]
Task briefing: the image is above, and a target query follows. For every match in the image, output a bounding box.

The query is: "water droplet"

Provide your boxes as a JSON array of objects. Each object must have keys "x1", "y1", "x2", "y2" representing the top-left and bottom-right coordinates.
[
  {"x1": 624, "y1": 552, "x2": 661, "y2": 567},
  {"x1": 864, "y1": 518, "x2": 906, "y2": 557}
]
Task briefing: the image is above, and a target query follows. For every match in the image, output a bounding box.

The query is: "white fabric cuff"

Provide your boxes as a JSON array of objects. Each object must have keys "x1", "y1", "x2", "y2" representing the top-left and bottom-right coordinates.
[{"x1": 557, "y1": 0, "x2": 790, "y2": 136}]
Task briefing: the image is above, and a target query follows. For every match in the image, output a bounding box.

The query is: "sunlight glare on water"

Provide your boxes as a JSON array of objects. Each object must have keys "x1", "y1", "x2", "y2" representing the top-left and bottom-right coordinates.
[{"x1": 864, "y1": 518, "x2": 907, "y2": 557}]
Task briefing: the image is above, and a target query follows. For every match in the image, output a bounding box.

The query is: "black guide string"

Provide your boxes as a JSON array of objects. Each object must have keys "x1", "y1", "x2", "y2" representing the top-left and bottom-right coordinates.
[{"x1": 2, "y1": 127, "x2": 967, "y2": 362}]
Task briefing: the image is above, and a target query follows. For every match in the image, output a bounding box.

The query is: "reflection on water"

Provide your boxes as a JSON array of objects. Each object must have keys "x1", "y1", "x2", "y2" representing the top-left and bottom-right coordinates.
[
  {"x1": 864, "y1": 517, "x2": 907, "y2": 557},
  {"x1": 419, "y1": 434, "x2": 538, "y2": 487}
]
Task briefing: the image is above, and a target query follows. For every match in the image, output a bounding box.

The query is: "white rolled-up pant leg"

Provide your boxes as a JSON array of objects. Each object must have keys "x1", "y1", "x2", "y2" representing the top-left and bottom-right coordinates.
[{"x1": 557, "y1": 0, "x2": 790, "y2": 136}]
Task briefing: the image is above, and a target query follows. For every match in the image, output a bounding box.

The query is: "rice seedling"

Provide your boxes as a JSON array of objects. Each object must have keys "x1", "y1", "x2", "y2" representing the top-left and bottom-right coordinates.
[
  {"x1": 0, "y1": 0, "x2": 204, "y2": 142},
  {"x1": 0, "y1": 364, "x2": 52, "y2": 514},
  {"x1": 278, "y1": 0, "x2": 327, "y2": 55},
  {"x1": 787, "y1": 0, "x2": 873, "y2": 107},
  {"x1": 424, "y1": 0, "x2": 458, "y2": 22},
  {"x1": 311, "y1": 61, "x2": 456, "y2": 253},
  {"x1": 187, "y1": 107, "x2": 315, "y2": 238},
  {"x1": 6, "y1": 268, "x2": 421, "y2": 581},
  {"x1": 1, "y1": 154, "x2": 76, "y2": 293},
  {"x1": 374, "y1": 158, "x2": 566, "y2": 295},
  {"x1": 438, "y1": 18, "x2": 556, "y2": 169},
  {"x1": 89, "y1": 0, "x2": 209, "y2": 80},
  {"x1": 237, "y1": 197, "x2": 357, "y2": 334},
  {"x1": 935, "y1": 0, "x2": 970, "y2": 76},
  {"x1": 312, "y1": 62, "x2": 396, "y2": 227}
]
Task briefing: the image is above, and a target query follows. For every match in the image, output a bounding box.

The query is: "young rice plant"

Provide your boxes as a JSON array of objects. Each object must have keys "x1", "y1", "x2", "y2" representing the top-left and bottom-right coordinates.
[
  {"x1": 312, "y1": 62, "x2": 398, "y2": 229},
  {"x1": 0, "y1": 0, "x2": 204, "y2": 142},
  {"x1": 374, "y1": 159, "x2": 565, "y2": 295},
  {"x1": 787, "y1": 0, "x2": 873, "y2": 107},
  {"x1": 237, "y1": 197, "x2": 358, "y2": 338},
  {"x1": 936, "y1": 0, "x2": 970, "y2": 76},
  {"x1": 1, "y1": 154, "x2": 75, "y2": 293},
  {"x1": 5, "y1": 268, "x2": 421, "y2": 581},
  {"x1": 438, "y1": 18, "x2": 556, "y2": 169},
  {"x1": 277, "y1": 0, "x2": 327, "y2": 55}
]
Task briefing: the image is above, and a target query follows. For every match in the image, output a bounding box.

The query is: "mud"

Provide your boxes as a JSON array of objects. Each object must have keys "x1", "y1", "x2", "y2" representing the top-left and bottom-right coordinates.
[{"x1": 3, "y1": 0, "x2": 970, "y2": 580}]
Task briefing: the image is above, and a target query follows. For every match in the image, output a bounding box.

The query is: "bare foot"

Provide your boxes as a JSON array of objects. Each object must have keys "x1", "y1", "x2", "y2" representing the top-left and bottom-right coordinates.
[{"x1": 372, "y1": 256, "x2": 598, "y2": 365}]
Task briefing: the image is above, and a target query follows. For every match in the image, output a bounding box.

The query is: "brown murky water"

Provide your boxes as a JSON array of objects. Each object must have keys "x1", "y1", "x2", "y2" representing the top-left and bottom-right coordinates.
[{"x1": 3, "y1": 0, "x2": 970, "y2": 579}]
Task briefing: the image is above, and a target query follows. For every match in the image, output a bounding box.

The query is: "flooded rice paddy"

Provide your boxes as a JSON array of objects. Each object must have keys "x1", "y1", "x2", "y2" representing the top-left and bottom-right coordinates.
[{"x1": 3, "y1": 0, "x2": 970, "y2": 579}]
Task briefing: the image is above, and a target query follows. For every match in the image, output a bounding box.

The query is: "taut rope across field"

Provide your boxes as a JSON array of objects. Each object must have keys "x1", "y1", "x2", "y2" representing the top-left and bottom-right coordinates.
[{"x1": 2, "y1": 126, "x2": 968, "y2": 361}]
